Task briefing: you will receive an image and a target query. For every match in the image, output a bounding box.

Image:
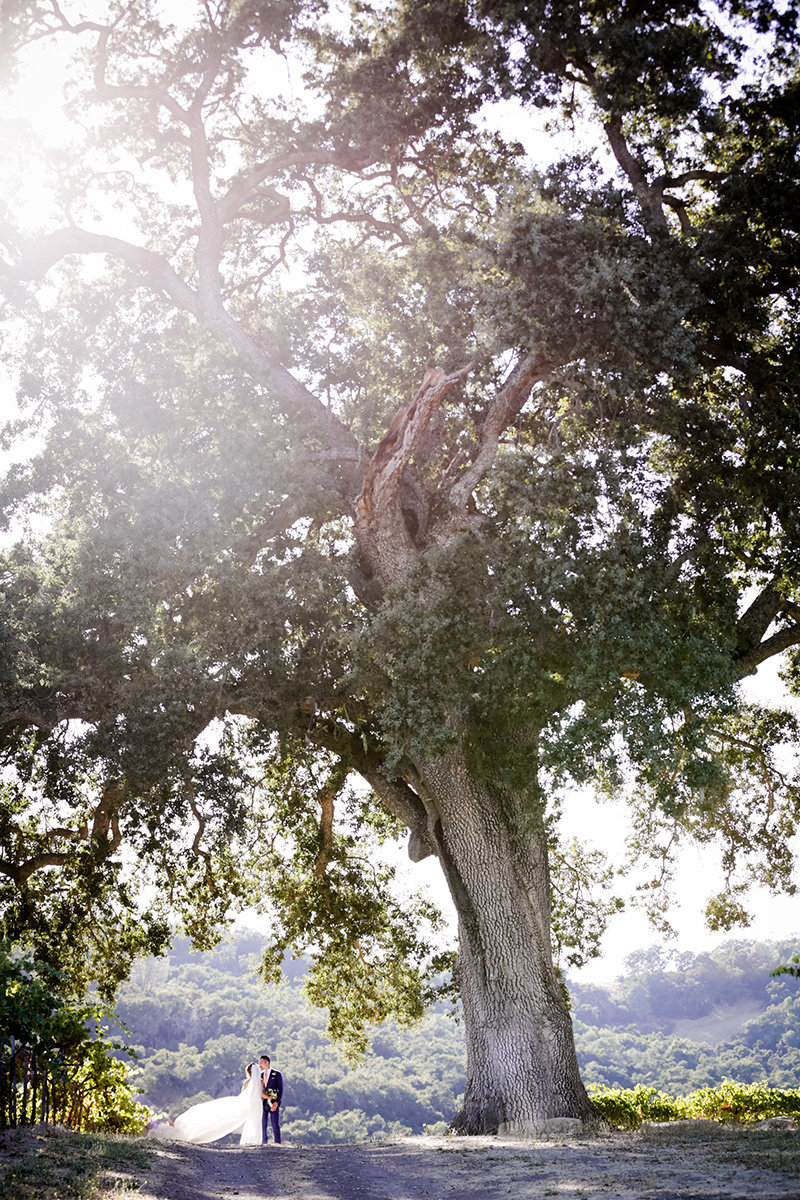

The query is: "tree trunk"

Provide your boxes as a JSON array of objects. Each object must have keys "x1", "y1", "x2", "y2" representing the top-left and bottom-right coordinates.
[
  {"x1": 418, "y1": 749, "x2": 599, "y2": 1136},
  {"x1": 352, "y1": 377, "x2": 599, "y2": 1134}
]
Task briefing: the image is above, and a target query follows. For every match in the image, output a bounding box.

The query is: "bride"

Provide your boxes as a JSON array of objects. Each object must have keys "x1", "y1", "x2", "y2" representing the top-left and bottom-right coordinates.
[{"x1": 148, "y1": 1062, "x2": 263, "y2": 1145}]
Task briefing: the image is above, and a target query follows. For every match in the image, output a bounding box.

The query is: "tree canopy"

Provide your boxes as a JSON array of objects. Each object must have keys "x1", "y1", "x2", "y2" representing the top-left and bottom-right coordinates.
[{"x1": 0, "y1": 0, "x2": 799, "y2": 1132}]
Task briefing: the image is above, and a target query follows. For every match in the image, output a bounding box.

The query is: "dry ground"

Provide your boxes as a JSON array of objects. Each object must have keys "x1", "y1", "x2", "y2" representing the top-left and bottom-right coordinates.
[
  {"x1": 3, "y1": 1123, "x2": 799, "y2": 1199},
  {"x1": 111, "y1": 1124, "x2": 800, "y2": 1200}
]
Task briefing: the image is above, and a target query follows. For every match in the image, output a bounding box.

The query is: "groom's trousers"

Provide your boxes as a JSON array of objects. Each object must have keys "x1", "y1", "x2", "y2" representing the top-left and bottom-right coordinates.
[{"x1": 262, "y1": 1104, "x2": 281, "y2": 1144}]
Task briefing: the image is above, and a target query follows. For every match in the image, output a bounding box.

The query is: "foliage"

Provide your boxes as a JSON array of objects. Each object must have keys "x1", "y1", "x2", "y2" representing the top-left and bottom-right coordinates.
[
  {"x1": 771, "y1": 955, "x2": 800, "y2": 981},
  {"x1": 60, "y1": 1039, "x2": 149, "y2": 1135},
  {"x1": 590, "y1": 1080, "x2": 800, "y2": 1129},
  {"x1": 684, "y1": 1079, "x2": 800, "y2": 1124},
  {"x1": 588, "y1": 1084, "x2": 677, "y2": 1129},
  {"x1": 0, "y1": 944, "x2": 147, "y2": 1134}
]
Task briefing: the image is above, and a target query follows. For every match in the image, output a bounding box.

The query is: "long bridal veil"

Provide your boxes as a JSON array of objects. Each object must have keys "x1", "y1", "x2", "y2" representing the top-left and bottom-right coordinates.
[
  {"x1": 151, "y1": 1064, "x2": 262, "y2": 1145},
  {"x1": 238, "y1": 1068, "x2": 263, "y2": 1145}
]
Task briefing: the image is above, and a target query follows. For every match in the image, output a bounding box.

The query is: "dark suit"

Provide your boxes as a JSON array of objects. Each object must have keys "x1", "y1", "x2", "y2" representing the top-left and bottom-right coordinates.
[{"x1": 261, "y1": 1067, "x2": 283, "y2": 1143}]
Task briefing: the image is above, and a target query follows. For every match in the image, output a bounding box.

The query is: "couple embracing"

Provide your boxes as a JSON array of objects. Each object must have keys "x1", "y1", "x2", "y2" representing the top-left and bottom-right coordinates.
[{"x1": 148, "y1": 1052, "x2": 283, "y2": 1145}]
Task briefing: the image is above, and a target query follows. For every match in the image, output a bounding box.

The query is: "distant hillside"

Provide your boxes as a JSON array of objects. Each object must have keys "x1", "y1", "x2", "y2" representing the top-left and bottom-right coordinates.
[
  {"x1": 571, "y1": 938, "x2": 800, "y2": 1092},
  {"x1": 569, "y1": 940, "x2": 799, "y2": 1033},
  {"x1": 115, "y1": 934, "x2": 465, "y2": 1142},
  {"x1": 112, "y1": 934, "x2": 800, "y2": 1140},
  {"x1": 666, "y1": 1000, "x2": 764, "y2": 1046}
]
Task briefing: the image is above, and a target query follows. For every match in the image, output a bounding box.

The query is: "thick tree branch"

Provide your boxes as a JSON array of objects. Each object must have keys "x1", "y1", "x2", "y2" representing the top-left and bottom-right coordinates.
[
  {"x1": 357, "y1": 363, "x2": 476, "y2": 517},
  {"x1": 48, "y1": 1, "x2": 108, "y2": 38},
  {"x1": 0, "y1": 780, "x2": 123, "y2": 884},
  {"x1": 184, "y1": 48, "x2": 228, "y2": 302},
  {"x1": 92, "y1": 26, "x2": 189, "y2": 122},
  {"x1": 603, "y1": 113, "x2": 668, "y2": 228},
  {"x1": 220, "y1": 150, "x2": 351, "y2": 223},
  {"x1": 0, "y1": 851, "x2": 69, "y2": 885},
  {"x1": 0, "y1": 691, "x2": 80, "y2": 737},
  {"x1": 5, "y1": 227, "x2": 200, "y2": 307},
  {"x1": 303, "y1": 718, "x2": 438, "y2": 862},
  {"x1": 732, "y1": 584, "x2": 800, "y2": 676},
  {"x1": 448, "y1": 353, "x2": 556, "y2": 512},
  {"x1": 654, "y1": 170, "x2": 726, "y2": 233},
  {"x1": 736, "y1": 584, "x2": 785, "y2": 654},
  {"x1": 296, "y1": 172, "x2": 410, "y2": 245},
  {"x1": 313, "y1": 761, "x2": 350, "y2": 878},
  {"x1": 315, "y1": 782, "x2": 336, "y2": 878},
  {"x1": 552, "y1": 53, "x2": 671, "y2": 228},
  {"x1": 653, "y1": 169, "x2": 725, "y2": 192},
  {"x1": 88, "y1": 780, "x2": 124, "y2": 856},
  {"x1": 735, "y1": 622, "x2": 800, "y2": 677},
  {"x1": 361, "y1": 769, "x2": 439, "y2": 863},
  {"x1": 661, "y1": 194, "x2": 692, "y2": 234},
  {"x1": 354, "y1": 362, "x2": 474, "y2": 575}
]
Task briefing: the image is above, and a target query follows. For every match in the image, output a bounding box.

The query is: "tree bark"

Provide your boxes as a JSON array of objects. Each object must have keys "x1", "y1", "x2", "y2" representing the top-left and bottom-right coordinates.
[{"x1": 416, "y1": 748, "x2": 599, "y2": 1135}]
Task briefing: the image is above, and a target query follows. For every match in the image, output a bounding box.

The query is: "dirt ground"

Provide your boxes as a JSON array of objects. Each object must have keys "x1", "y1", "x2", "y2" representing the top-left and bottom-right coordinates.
[{"x1": 110, "y1": 1124, "x2": 800, "y2": 1200}]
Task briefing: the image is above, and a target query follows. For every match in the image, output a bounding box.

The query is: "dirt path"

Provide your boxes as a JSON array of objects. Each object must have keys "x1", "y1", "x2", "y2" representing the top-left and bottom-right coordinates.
[{"x1": 127, "y1": 1126, "x2": 799, "y2": 1200}]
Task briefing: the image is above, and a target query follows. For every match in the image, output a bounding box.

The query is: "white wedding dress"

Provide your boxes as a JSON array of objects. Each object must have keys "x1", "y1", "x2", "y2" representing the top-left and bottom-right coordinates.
[{"x1": 149, "y1": 1064, "x2": 262, "y2": 1145}]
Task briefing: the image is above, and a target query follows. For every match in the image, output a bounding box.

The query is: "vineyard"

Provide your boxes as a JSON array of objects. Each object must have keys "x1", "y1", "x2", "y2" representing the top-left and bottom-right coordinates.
[
  {"x1": 590, "y1": 1080, "x2": 800, "y2": 1129},
  {"x1": 1, "y1": 947, "x2": 147, "y2": 1135}
]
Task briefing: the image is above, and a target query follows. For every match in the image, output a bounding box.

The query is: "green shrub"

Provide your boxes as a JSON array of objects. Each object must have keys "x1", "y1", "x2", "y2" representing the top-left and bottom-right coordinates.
[
  {"x1": 423, "y1": 1120, "x2": 451, "y2": 1135},
  {"x1": 589, "y1": 1087, "x2": 643, "y2": 1129},
  {"x1": 682, "y1": 1079, "x2": 800, "y2": 1124},
  {"x1": 1, "y1": 943, "x2": 147, "y2": 1134},
  {"x1": 589, "y1": 1084, "x2": 683, "y2": 1128},
  {"x1": 589, "y1": 1080, "x2": 800, "y2": 1128},
  {"x1": 74, "y1": 1044, "x2": 150, "y2": 1134}
]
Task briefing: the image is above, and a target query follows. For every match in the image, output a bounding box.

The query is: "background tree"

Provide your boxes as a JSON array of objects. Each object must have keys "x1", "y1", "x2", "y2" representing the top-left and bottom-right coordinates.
[{"x1": 0, "y1": 0, "x2": 799, "y2": 1134}]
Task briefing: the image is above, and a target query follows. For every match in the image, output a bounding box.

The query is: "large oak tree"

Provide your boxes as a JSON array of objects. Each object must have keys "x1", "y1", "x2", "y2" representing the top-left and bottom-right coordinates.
[{"x1": 1, "y1": 0, "x2": 799, "y2": 1133}]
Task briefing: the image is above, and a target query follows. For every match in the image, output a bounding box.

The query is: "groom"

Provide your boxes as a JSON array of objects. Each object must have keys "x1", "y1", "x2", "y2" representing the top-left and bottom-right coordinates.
[{"x1": 259, "y1": 1054, "x2": 283, "y2": 1144}]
